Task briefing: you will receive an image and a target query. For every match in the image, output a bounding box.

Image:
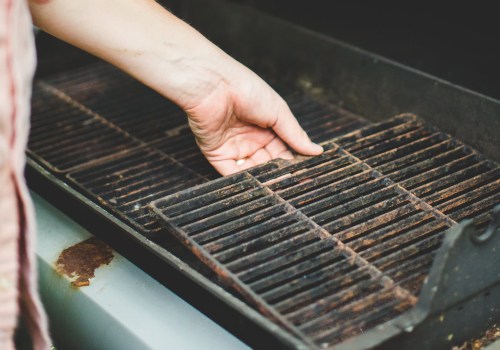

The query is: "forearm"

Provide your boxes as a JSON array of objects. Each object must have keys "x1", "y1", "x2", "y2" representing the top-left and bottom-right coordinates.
[{"x1": 29, "y1": 0, "x2": 237, "y2": 110}]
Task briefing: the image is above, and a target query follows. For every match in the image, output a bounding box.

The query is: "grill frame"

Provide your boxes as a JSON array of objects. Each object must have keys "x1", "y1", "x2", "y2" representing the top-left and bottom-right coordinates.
[
  {"x1": 28, "y1": 0, "x2": 500, "y2": 348},
  {"x1": 26, "y1": 159, "x2": 308, "y2": 349}
]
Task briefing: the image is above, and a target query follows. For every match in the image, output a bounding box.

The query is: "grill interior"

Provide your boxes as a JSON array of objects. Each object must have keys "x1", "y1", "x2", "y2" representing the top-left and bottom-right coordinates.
[{"x1": 29, "y1": 57, "x2": 499, "y2": 348}]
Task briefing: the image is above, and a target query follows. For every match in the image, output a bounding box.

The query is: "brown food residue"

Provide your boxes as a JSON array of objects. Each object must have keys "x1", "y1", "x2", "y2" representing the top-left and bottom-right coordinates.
[
  {"x1": 55, "y1": 237, "x2": 114, "y2": 287},
  {"x1": 452, "y1": 324, "x2": 500, "y2": 350}
]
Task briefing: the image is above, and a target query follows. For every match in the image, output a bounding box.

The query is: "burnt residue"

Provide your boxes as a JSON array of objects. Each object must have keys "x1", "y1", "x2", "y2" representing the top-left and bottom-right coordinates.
[{"x1": 56, "y1": 237, "x2": 114, "y2": 287}]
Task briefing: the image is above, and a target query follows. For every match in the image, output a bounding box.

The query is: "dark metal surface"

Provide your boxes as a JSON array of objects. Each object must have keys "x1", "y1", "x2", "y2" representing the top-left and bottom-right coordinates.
[
  {"x1": 29, "y1": 84, "x2": 141, "y2": 172},
  {"x1": 150, "y1": 115, "x2": 499, "y2": 348}
]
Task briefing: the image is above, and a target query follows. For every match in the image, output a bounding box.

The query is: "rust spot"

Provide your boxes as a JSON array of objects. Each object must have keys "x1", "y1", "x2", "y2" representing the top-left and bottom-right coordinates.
[
  {"x1": 55, "y1": 237, "x2": 114, "y2": 287},
  {"x1": 361, "y1": 239, "x2": 375, "y2": 247}
]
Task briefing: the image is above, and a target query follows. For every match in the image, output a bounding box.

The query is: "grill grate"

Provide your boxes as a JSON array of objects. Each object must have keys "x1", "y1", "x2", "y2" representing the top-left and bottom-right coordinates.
[
  {"x1": 28, "y1": 62, "x2": 366, "y2": 234},
  {"x1": 68, "y1": 148, "x2": 206, "y2": 232},
  {"x1": 333, "y1": 115, "x2": 500, "y2": 230},
  {"x1": 29, "y1": 86, "x2": 141, "y2": 172},
  {"x1": 151, "y1": 114, "x2": 500, "y2": 348}
]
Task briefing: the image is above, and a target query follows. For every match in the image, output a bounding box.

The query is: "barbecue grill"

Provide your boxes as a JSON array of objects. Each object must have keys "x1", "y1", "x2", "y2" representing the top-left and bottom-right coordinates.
[{"x1": 28, "y1": 0, "x2": 500, "y2": 349}]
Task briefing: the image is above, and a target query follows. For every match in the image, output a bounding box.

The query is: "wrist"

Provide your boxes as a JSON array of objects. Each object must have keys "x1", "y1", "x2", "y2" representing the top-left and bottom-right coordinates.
[{"x1": 126, "y1": 29, "x2": 237, "y2": 112}]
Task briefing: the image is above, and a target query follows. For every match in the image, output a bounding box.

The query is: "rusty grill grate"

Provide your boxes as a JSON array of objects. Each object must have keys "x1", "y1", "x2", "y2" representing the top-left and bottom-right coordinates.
[
  {"x1": 333, "y1": 116, "x2": 500, "y2": 230},
  {"x1": 150, "y1": 114, "x2": 500, "y2": 348},
  {"x1": 29, "y1": 86, "x2": 142, "y2": 172},
  {"x1": 68, "y1": 148, "x2": 206, "y2": 232}
]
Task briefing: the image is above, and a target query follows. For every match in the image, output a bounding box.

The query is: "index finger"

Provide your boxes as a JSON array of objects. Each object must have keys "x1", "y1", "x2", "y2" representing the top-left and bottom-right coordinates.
[{"x1": 271, "y1": 102, "x2": 323, "y2": 156}]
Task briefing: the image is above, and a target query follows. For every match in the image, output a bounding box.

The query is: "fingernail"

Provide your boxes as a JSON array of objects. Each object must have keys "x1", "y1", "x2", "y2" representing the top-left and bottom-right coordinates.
[{"x1": 312, "y1": 143, "x2": 324, "y2": 154}]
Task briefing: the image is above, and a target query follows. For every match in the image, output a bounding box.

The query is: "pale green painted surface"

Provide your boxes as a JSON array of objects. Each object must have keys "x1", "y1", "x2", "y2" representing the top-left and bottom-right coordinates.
[{"x1": 33, "y1": 192, "x2": 249, "y2": 350}]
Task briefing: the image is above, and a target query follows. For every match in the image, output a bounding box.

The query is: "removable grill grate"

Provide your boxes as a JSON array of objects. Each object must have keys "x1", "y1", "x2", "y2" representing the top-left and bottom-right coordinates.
[
  {"x1": 44, "y1": 63, "x2": 190, "y2": 141},
  {"x1": 333, "y1": 115, "x2": 500, "y2": 230},
  {"x1": 68, "y1": 148, "x2": 206, "y2": 232},
  {"x1": 28, "y1": 62, "x2": 366, "y2": 234},
  {"x1": 151, "y1": 114, "x2": 500, "y2": 348}
]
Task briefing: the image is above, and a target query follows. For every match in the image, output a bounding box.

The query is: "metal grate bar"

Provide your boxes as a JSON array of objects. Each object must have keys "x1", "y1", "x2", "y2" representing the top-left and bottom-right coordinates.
[
  {"x1": 212, "y1": 215, "x2": 310, "y2": 261},
  {"x1": 336, "y1": 115, "x2": 500, "y2": 228},
  {"x1": 310, "y1": 291, "x2": 413, "y2": 345},
  {"x1": 248, "y1": 250, "x2": 347, "y2": 295},
  {"x1": 290, "y1": 283, "x2": 388, "y2": 327},
  {"x1": 255, "y1": 164, "x2": 418, "y2": 308},
  {"x1": 38, "y1": 81, "x2": 209, "y2": 178},
  {"x1": 234, "y1": 238, "x2": 334, "y2": 282},
  {"x1": 424, "y1": 169, "x2": 499, "y2": 206},
  {"x1": 334, "y1": 116, "x2": 458, "y2": 226},
  {"x1": 337, "y1": 205, "x2": 429, "y2": 244},
  {"x1": 259, "y1": 258, "x2": 363, "y2": 306}
]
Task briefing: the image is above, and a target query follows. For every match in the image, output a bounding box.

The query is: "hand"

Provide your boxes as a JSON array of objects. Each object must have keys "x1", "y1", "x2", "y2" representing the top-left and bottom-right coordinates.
[{"x1": 185, "y1": 64, "x2": 323, "y2": 175}]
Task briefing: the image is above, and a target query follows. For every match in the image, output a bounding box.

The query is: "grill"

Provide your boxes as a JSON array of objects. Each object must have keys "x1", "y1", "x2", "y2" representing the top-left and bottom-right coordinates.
[
  {"x1": 150, "y1": 114, "x2": 498, "y2": 347},
  {"x1": 28, "y1": 1, "x2": 500, "y2": 349}
]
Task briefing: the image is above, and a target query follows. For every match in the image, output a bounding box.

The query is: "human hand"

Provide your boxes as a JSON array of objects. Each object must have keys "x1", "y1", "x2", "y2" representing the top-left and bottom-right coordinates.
[{"x1": 185, "y1": 64, "x2": 323, "y2": 175}]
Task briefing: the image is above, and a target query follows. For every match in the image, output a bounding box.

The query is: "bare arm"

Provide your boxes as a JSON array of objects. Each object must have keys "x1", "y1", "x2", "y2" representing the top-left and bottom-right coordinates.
[{"x1": 29, "y1": 0, "x2": 323, "y2": 175}]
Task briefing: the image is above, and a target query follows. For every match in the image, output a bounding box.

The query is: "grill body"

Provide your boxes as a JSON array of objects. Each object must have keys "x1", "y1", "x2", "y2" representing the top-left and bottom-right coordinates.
[{"x1": 28, "y1": 0, "x2": 500, "y2": 349}]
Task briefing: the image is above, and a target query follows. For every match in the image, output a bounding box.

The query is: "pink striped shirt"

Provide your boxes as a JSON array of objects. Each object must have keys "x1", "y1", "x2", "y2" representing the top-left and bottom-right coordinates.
[{"x1": 1, "y1": 0, "x2": 51, "y2": 348}]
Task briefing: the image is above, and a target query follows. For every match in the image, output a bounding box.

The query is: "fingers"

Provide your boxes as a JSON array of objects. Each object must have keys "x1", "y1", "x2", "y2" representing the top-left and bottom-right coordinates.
[
  {"x1": 249, "y1": 148, "x2": 272, "y2": 164},
  {"x1": 210, "y1": 149, "x2": 270, "y2": 175},
  {"x1": 272, "y1": 102, "x2": 323, "y2": 156},
  {"x1": 210, "y1": 157, "x2": 258, "y2": 176},
  {"x1": 265, "y1": 136, "x2": 294, "y2": 160},
  {"x1": 210, "y1": 134, "x2": 303, "y2": 176},
  {"x1": 210, "y1": 159, "x2": 241, "y2": 176},
  {"x1": 234, "y1": 77, "x2": 322, "y2": 157},
  {"x1": 209, "y1": 145, "x2": 277, "y2": 176}
]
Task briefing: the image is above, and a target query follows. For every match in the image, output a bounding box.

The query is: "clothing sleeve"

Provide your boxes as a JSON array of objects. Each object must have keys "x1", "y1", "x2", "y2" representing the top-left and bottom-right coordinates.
[{"x1": 0, "y1": 0, "x2": 51, "y2": 349}]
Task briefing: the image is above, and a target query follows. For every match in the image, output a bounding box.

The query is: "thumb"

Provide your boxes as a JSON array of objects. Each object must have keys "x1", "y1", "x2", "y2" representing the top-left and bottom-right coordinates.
[{"x1": 272, "y1": 102, "x2": 323, "y2": 156}]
